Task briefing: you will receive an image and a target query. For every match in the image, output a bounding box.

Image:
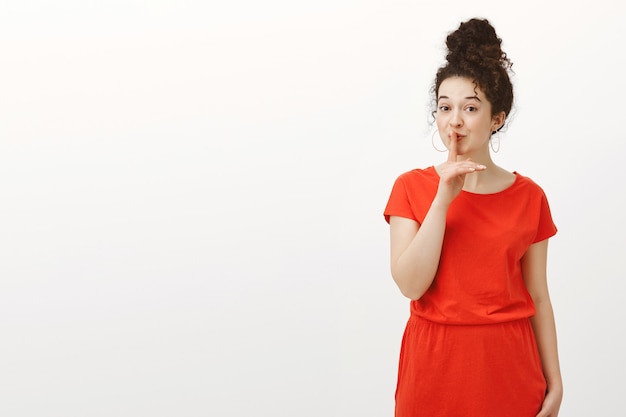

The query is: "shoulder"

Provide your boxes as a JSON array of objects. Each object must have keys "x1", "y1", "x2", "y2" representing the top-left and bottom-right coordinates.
[
  {"x1": 394, "y1": 166, "x2": 438, "y2": 187},
  {"x1": 513, "y1": 173, "x2": 557, "y2": 240},
  {"x1": 513, "y1": 172, "x2": 549, "y2": 197},
  {"x1": 385, "y1": 166, "x2": 438, "y2": 224}
]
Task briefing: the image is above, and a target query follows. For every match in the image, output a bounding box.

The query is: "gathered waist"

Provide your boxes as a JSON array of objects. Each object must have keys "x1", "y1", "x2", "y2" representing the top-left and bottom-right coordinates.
[{"x1": 408, "y1": 311, "x2": 534, "y2": 327}]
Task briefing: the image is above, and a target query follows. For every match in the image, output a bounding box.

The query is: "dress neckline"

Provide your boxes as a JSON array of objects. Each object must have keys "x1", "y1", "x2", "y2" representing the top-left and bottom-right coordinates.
[{"x1": 428, "y1": 165, "x2": 520, "y2": 196}]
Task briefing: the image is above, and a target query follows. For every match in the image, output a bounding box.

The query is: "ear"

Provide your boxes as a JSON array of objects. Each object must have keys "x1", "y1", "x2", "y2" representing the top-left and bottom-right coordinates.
[{"x1": 491, "y1": 111, "x2": 506, "y2": 132}]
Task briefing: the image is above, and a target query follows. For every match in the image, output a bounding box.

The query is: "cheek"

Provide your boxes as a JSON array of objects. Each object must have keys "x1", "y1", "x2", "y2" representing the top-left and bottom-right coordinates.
[{"x1": 435, "y1": 115, "x2": 446, "y2": 131}]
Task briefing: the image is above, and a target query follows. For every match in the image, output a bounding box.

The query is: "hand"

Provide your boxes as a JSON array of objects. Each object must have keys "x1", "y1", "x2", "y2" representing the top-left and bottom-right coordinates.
[
  {"x1": 535, "y1": 387, "x2": 562, "y2": 417},
  {"x1": 433, "y1": 131, "x2": 485, "y2": 206}
]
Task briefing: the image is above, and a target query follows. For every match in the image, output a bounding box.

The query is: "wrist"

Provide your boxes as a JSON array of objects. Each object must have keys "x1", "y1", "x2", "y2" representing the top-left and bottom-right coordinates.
[
  {"x1": 430, "y1": 196, "x2": 452, "y2": 211},
  {"x1": 546, "y1": 377, "x2": 563, "y2": 394}
]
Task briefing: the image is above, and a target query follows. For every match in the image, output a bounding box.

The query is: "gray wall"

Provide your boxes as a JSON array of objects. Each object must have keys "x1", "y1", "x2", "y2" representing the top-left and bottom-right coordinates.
[{"x1": 0, "y1": 1, "x2": 623, "y2": 416}]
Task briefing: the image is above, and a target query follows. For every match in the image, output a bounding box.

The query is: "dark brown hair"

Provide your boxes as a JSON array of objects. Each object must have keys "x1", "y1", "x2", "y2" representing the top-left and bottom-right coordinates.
[{"x1": 433, "y1": 18, "x2": 514, "y2": 132}]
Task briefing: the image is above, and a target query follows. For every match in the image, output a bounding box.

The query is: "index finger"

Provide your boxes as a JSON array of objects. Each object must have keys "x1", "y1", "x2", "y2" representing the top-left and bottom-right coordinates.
[{"x1": 447, "y1": 131, "x2": 458, "y2": 163}]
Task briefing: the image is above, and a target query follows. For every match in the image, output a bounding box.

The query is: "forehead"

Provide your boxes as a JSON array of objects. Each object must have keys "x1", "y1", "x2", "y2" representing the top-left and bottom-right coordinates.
[{"x1": 438, "y1": 77, "x2": 486, "y2": 101}]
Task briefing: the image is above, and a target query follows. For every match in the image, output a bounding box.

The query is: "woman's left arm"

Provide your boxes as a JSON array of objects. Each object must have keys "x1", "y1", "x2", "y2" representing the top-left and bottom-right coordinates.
[{"x1": 521, "y1": 239, "x2": 563, "y2": 417}]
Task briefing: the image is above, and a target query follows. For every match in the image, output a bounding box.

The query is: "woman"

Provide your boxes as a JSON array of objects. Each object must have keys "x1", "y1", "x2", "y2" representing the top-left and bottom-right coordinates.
[{"x1": 383, "y1": 18, "x2": 562, "y2": 417}]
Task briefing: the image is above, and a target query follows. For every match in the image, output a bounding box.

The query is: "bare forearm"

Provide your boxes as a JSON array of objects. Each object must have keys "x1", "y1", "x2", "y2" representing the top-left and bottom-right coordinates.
[
  {"x1": 392, "y1": 201, "x2": 448, "y2": 299},
  {"x1": 530, "y1": 299, "x2": 563, "y2": 392}
]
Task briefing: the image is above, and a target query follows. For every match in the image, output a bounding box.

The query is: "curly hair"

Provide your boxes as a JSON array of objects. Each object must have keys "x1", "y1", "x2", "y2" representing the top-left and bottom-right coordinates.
[{"x1": 433, "y1": 18, "x2": 514, "y2": 132}]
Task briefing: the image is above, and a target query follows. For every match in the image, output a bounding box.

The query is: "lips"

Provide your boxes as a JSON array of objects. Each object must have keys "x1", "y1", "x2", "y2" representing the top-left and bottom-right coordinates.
[{"x1": 450, "y1": 131, "x2": 465, "y2": 140}]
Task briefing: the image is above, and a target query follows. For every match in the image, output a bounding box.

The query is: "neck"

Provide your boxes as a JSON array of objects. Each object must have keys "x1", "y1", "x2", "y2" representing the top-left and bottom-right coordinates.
[{"x1": 458, "y1": 156, "x2": 514, "y2": 194}]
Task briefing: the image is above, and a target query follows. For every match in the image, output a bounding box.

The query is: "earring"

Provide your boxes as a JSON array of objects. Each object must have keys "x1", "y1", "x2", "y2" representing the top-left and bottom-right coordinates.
[
  {"x1": 490, "y1": 131, "x2": 501, "y2": 153},
  {"x1": 431, "y1": 129, "x2": 447, "y2": 152}
]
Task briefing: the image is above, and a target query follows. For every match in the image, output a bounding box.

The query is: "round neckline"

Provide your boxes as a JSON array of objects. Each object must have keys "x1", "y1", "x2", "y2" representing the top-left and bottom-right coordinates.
[{"x1": 429, "y1": 165, "x2": 520, "y2": 196}]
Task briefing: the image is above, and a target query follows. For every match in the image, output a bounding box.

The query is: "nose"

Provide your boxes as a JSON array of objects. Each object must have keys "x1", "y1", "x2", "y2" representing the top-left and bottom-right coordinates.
[{"x1": 449, "y1": 111, "x2": 463, "y2": 127}]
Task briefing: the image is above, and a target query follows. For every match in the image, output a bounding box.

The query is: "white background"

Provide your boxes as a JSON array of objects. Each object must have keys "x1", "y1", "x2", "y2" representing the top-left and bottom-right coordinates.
[{"x1": 1, "y1": 1, "x2": 624, "y2": 416}]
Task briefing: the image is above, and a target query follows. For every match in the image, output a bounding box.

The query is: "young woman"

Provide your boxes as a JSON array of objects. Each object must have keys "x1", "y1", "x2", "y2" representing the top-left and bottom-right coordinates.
[{"x1": 384, "y1": 18, "x2": 562, "y2": 417}]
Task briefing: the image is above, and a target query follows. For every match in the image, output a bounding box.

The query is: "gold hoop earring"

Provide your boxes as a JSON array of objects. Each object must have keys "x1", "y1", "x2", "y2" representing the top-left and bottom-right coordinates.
[
  {"x1": 431, "y1": 129, "x2": 447, "y2": 153},
  {"x1": 490, "y1": 131, "x2": 501, "y2": 153}
]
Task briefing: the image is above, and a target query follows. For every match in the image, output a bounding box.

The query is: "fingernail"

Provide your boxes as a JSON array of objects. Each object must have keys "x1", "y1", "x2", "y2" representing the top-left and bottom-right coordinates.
[{"x1": 477, "y1": 164, "x2": 486, "y2": 169}]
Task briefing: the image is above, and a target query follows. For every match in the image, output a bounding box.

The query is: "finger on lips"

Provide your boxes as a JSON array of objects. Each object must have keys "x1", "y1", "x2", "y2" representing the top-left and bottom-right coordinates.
[
  {"x1": 446, "y1": 131, "x2": 487, "y2": 172},
  {"x1": 447, "y1": 131, "x2": 457, "y2": 162}
]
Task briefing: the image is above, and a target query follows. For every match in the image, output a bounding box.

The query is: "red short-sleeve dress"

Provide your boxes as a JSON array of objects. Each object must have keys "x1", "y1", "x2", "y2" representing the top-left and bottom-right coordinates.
[{"x1": 384, "y1": 166, "x2": 557, "y2": 417}]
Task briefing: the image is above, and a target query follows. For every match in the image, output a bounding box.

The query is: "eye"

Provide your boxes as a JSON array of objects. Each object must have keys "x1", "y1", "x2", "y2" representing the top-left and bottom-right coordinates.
[
  {"x1": 438, "y1": 105, "x2": 450, "y2": 112},
  {"x1": 465, "y1": 106, "x2": 478, "y2": 112}
]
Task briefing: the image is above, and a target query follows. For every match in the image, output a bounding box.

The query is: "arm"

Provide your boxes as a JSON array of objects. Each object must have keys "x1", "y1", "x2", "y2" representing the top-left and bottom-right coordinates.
[
  {"x1": 521, "y1": 239, "x2": 563, "y2": 417},
  {"x1": 388, "y1": 202, "x2": 447, "y2": 299},
  {"x1": 389, "y1": 132, "x2": 485, "y2": 300}
]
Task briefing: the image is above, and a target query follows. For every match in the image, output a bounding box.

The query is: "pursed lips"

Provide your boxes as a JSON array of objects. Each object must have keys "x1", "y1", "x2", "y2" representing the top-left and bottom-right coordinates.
[{"x1": 452, "y1": 132, "x2": 466, "y2": 140}]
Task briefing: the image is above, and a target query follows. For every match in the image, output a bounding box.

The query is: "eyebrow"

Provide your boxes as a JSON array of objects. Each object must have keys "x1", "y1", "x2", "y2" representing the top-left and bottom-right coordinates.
[{"x1": 437, "y1": 95, "x2": 482, "y2": 102}]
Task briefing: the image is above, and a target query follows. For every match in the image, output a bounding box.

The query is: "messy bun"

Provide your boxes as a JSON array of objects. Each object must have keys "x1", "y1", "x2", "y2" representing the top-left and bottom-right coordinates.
[{"x1": 433, "y1": 18, "x2": 514, "y2": 131}]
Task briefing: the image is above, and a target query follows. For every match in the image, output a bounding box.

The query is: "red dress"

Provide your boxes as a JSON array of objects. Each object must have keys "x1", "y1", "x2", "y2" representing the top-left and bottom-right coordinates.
[{"x1": 384, "y1": 167, "x2": 557, "y2": 417}]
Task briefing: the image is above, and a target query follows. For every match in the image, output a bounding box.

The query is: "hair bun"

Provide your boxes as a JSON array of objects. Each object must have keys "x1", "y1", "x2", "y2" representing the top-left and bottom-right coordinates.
[
  {"x1": 433, "y1": 17, "x2": 514, "y2": 122},
  {"x1": 445, "y1": 18, "x2": 512, "y2": 71}
]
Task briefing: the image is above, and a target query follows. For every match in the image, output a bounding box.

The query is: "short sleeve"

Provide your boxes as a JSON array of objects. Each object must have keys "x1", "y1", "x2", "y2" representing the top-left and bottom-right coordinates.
[
  {"x1": 384, "y1": 175, "x2": 417, "y2": 224},
  {"x1": 533, "y1": 191, "x2": 557, "y2": 243}
]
